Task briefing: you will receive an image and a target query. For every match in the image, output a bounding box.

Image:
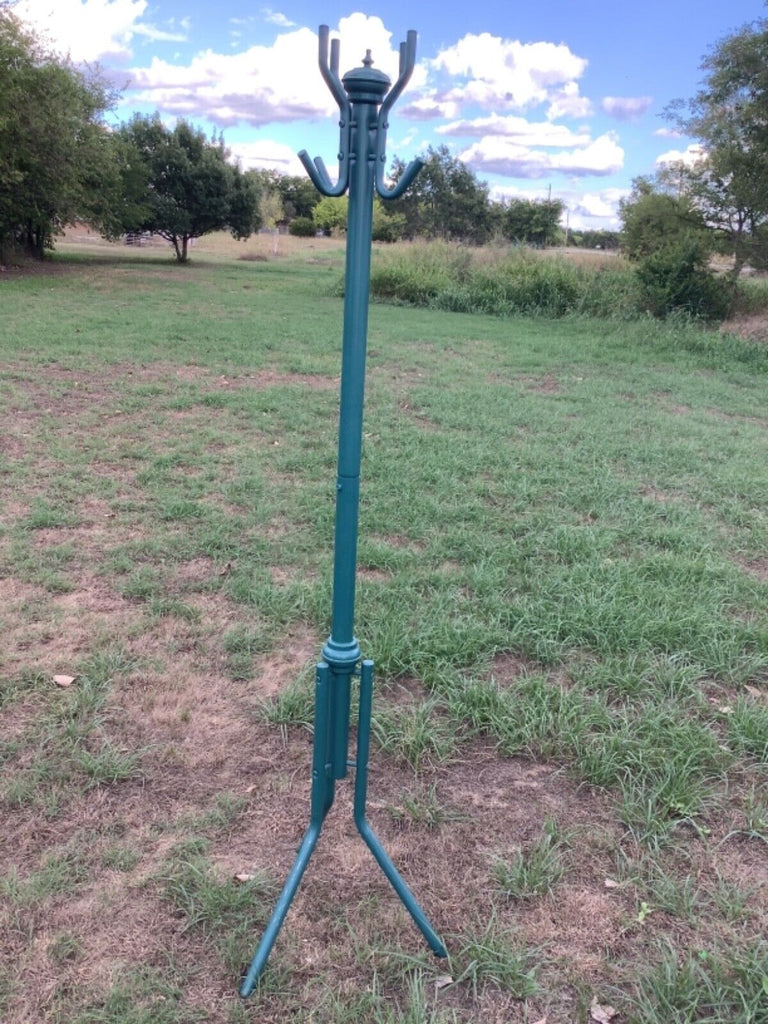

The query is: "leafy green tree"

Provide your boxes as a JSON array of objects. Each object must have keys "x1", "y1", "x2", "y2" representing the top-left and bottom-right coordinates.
[
  {"x1": 313, "y1": 195, "x2": 348, "y2": 234},
  {"x1": 259, "y1": 187, "x2": 284, "y2": 232},
  {"x1": 0, "y1": 9, "x2": 115, "y2": 258},
  {"x1": 116, "y1": 115, "x2": 261, "y2": 262},
  {"x1": 619, "y1": 177, "x2": 709, "y2": 260},
  {"x1": 371, "y1": 197, "x2": 405, "y2": 242},
  {"x1": 666, "y1": 15, "x2": 768, "y2": 276},
  {"x1": 503, "y1": 198, "x2": 565, "y2": 247},
  {"x1": 277, "y1": 174, "x2": 320, "y2": 220},
  {"x1": 389, "y1": 145, "x2": 492, "y2": 244}
]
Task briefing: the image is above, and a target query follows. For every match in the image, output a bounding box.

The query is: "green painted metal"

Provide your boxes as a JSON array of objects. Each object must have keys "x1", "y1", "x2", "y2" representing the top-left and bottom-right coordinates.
[{"x1": 240, "y1": 26, "x2": 446, "y2": 998}]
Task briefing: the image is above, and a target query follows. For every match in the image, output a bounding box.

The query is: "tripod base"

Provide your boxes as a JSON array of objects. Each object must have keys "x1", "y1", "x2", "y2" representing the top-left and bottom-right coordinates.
[{"x1": 239, "y1": 658, "x2": 447, "y2": 998}]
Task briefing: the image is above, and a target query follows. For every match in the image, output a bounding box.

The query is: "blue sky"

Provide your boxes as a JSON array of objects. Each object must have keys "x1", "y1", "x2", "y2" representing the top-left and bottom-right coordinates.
[{"x1": 13, "y1": 0, "x2": 764, "y2": 229}]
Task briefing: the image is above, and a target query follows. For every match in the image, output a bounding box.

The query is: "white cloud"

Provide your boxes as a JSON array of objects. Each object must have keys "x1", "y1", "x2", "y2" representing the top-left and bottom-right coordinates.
[
  {"x1": 655, "y1": 143, "x2": 706, "y2": 168},
  {"x1": 431, "y1": 32, "x2": 588, "y2": 113},
  {"x1": 124, "y1": 14, "x2": 423, "y2": 128},
  {"x1": 12, "y1": 0, "x2": 185, "y2": 63},
  {"x1": 438, "y1": 114, "x2": 591, "y2": 148},
  {"x1": 132, "y1": 23, "x2": 188, "y2": 44},
  {"x1": 126, "y1": 28, "x2": 329, "y2": 125},
  {"x1": 569, "y1": 187, "x2": 628, "y2": 220},
  {"x1": 601, "y1": 95, "x2": 653, "y2": 121},
  {"x1": 261, "y1": 9, "x2": 296, "y2": 29},
  {"x1": 400, "y1": 94, "x2": 460, "y2": 121},
  {"x1": 547, "y1": 82, "x2": 594, "y2": 120},
  {"x1": 653, "y1": 127, "x2": 683, "y2": 139},
  {"x1": 459, "y1": 132, "x2": 624, "y2": 178},
  {"x1": 230, "y1": 139, "x2": 306, "y2": 176}
]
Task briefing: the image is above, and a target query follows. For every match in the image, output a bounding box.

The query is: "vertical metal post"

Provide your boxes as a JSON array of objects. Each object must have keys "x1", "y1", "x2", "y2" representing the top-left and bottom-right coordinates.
[{"x1": 240, "y1": 26, "x2": 444, "y2": 998}]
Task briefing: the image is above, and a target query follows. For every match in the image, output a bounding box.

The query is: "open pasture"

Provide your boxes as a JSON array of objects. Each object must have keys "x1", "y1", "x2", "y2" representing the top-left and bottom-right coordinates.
[{"x1": 1, "y1": 236, "x2": 767, "y2": 1023}]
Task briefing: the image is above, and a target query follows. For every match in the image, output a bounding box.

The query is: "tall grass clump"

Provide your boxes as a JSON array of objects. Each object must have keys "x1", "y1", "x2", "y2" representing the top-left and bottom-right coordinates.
[
  {"x1": 732, "y1": 272, "x2": 768, "y2": 316},
  {"x1": 369, "y1": 241, "x2": 640, "y2": 319},
  {"x1": 368, "y1": 240, "x2": 768, "y2": 324}
]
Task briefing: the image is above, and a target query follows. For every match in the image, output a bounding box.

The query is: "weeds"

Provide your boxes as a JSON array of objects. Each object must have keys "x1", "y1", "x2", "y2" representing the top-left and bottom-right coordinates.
[
  {"x1": 493, "y1": 820, "x2": 567, "y2": 900},
  {"x1": 160, "y1": 841, "x2": 275, "y2": 972},
  {"x1": 450, "y1": 917, "x2": 539, "y2": 1000},
  {"x1": 371, "y1": 698, "x2": 456, "y2": 772},
  {"x1": 627, "y1": 940, "x2": 768, "y2": 1024},
  {"x1": 389, "y1": 784, "x2": 464, "y2": 829}
]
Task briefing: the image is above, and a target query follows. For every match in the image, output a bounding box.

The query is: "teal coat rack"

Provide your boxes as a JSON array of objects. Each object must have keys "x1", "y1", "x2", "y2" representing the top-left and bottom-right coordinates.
[{"x1": 240, "y1": 25, "x2": 447, "y2": 997}]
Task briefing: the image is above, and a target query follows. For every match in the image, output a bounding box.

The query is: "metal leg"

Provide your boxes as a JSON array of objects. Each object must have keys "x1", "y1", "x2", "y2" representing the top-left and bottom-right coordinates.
[
  {"x1": 240, "y1": 663, "x2": 335, "y2": 997},
  {"x1": 353, "y1": 660, "x2": 448, "y2": 959}
]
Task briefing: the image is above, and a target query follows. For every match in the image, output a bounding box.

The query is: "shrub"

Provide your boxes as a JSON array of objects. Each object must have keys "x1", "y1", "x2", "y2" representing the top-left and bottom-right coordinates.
[
  {"x1": 635, "y1": 235, "x2": 733, "y2": 321},
  {"x1": 288, "y1": 217, "x2": 315, "y2": 237}
]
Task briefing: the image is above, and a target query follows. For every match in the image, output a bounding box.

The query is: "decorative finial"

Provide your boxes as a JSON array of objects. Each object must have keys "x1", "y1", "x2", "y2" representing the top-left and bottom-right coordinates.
[{"x1": 362, "y1": 49, "x2": 373, "y2": 67}]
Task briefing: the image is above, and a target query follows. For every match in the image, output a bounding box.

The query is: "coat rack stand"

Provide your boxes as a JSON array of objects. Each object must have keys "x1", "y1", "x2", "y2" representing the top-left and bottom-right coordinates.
[{"x1": 240, "y1": 25, "x2": 447, "y2": 997}]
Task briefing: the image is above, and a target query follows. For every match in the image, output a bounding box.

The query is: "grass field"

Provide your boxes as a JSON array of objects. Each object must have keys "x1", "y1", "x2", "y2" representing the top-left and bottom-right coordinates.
[{"x1": 1, "y1": 233, "x2": 767, "y2": 1023}]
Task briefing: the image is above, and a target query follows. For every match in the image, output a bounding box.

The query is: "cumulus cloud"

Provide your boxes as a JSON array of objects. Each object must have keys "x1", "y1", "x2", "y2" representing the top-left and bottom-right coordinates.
[
  {"x1": 13, "y1": 0, "x2": 185, "y2": 63},
  {"x1": 459, "y1": 132, "x2": 624, "y2": 178},
  {"x1": 655, "y1": 143, "x2": 706, "y2": 168},
  {"x1": 654, "y1": 127, "x2": 683, "y2": 139},
  {"x1": 437, "y1": 114, "x2": 591, "y2": 148},
  {"x1": 126, "y1": 28, "x2": 324, "y2": 125},
  {"x1": 547, "y1": 82, "x2": 594, "y2": 120},
  {"x1": 569, "y1": 187, "x2": 628, "y2": 220},
  {"x1": 431, "y1": 32, "x2": 588, "y2": 113},
  {"x1": 600, "y1": 95, "x2": 653, "y2": 121},
  {"x1": 124, "y1": 14, "x2": 421, "y2": 128}
]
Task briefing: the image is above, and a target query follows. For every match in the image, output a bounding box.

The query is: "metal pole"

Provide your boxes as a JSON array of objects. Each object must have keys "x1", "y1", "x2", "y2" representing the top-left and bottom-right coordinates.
[{"x1": 240, "y1": 27, "x2": 445, "y2": 997}]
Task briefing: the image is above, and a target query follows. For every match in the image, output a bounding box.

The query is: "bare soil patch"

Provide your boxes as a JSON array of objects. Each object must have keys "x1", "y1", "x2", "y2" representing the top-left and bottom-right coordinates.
[
  {"x1": 520, "y1": 373, "x2": 563, "y2": 395},
  {"x1": 736, "y1": 557, "x2": 768, "y2": 582},
  {"x1": 722, "y1": 312, "x2": 768, "y2": 343}
]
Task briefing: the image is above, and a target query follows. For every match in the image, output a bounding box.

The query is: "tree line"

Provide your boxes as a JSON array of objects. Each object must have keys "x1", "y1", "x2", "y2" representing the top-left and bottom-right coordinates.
[
  {"x1": 0, "y1": 9, "x2": 601, "y2": 262},
  {"x1": 2, "y1": 7, "x2": 766, "y2": 272}
]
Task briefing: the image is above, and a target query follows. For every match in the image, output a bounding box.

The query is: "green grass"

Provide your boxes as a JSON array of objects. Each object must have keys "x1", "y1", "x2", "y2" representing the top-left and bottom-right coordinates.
[
  {"x1": 1, "y1": 237, "x2": 767, "y2": 1023},
  {"x1": 493, "y1": 820, "x2": 567, "y2": 900},
  {"x1": 160, "y1": 839, "x2": 276, "y2": 973},
  {"x1": 450, "y1": 918, "x2": 539, "y2": 1000},
  {"x1": 627, "y1": 940, "x2": 768, "y2": 1024}
]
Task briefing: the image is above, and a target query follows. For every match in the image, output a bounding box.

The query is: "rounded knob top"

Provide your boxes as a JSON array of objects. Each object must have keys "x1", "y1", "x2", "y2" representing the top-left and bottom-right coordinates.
[{"x1": 342, "y1": 52, "x2": 390, "y2": 103}]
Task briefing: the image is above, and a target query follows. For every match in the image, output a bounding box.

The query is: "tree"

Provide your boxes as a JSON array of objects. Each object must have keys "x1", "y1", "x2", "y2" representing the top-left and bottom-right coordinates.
[
  {"x1": 313, "y1": 195, "x2": 348, "y2": 234},
  {"x1": 0, "y1": 9, "x2": 116, "y2": 258},
  {"x1": 115, "y1": 115, "x2": 261, "y2": 262},
  {"x1": 503, "y1": 197, "x2": 564, "y2": 247},
  {"x1": 276, "y1": 175, "x2": 319, "y2": 221},
  {"x1": 571, "y1": 229, "x2": 620, "y2": 250},
  {"x1": 388, "y1": 145, "x2": 492, "y2": 244},
  {"x1": 371, "y1": 197, "x2": 405, "y2": 242},
  {"x1": 619, "y1": 176, "x2": 709, "y2": 260},
  {"x1": 259, "y1": 187, "x2": 284, "y2": 232},
  {"x1": 665, "y1": 16, "x2": 768, "y2": 276}
]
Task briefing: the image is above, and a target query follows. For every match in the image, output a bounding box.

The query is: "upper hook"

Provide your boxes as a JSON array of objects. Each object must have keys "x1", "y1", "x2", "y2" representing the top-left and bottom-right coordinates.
[
  {"x1": 298, "y1": 25, "x2": 351, "y2": 197},
  {"x1": 375, "y1": 30, "x2": 423, "y2": 200}
]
